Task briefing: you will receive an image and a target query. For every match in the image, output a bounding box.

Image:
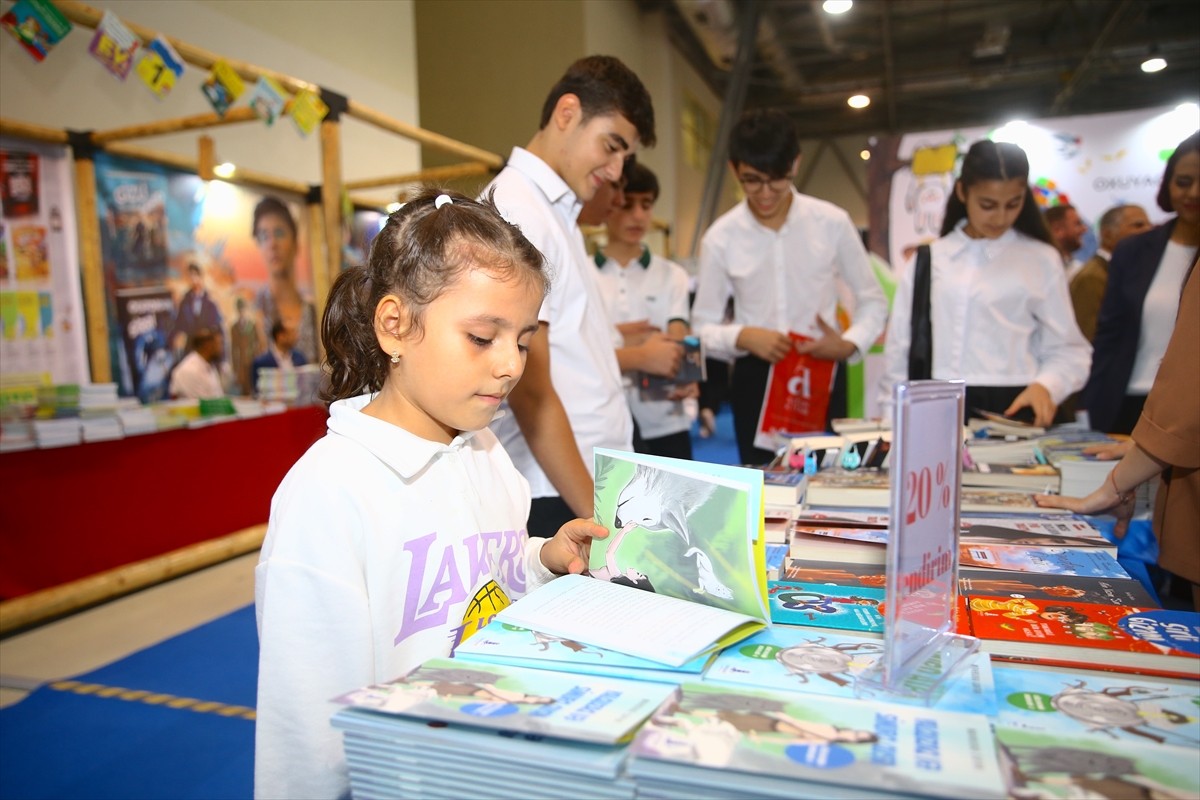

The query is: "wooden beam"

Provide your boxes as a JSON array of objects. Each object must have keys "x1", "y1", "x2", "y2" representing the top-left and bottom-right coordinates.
[
  {"x1": 0, "y1": 525, "x2": 266, "y2": 636},
  {"x1": 343, "y1": 161, "x2": 493, "y2": 191},
  {"x1": 102, "y1": 141, "x2": 310, "y2": 196},
  {"x1": 91, "y1": 107, "x2": 258, "y2": 145},
  {"x1": 345, "y1": 100, "x2": 504, "y2": 169},
  {"x1": 55, "y1": 2, "x2": 503, "y2": 166},
  {"x1": 0, "y1": 118, "x2": 70, "y2": 144},
  {"x1": 73, "y1": 157, "x2": 109, "y2": 384}
]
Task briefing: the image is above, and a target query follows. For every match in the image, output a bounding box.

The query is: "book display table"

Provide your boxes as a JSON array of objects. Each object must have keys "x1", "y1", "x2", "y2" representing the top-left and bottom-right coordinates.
[{"x1": 0, "y1": 404, "x2": 327, "y2": 599}]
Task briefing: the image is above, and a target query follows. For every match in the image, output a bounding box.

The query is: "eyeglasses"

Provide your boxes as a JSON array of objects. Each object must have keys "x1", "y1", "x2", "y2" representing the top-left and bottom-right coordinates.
[
  {"x1": 737, "y1": 172, "x2": 795, "y2": 193},
  {"x1": 254, "y1": 227, "x2": 292, "y2": 244}
]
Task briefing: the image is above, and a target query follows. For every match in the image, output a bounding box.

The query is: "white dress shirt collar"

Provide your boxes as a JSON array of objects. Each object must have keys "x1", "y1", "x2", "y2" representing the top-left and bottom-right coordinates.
[{"x1": 505, "y1": 147, "x2": 582, "y2": 224}]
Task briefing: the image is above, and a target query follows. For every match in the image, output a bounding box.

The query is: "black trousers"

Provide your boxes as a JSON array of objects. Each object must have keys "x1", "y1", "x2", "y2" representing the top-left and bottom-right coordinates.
[
  {"x1": 729, "y1": 354, "x2": 847, "y2": 466},
  {"x1": 964, "y1": 385, "x2": 1076, "y2": 426},
  {"x1": 636, "y1": 429, "x2": 693, "y2": 460},
  {"x1": 526, "y1": 495, "x2": 575, "y2": 539}
]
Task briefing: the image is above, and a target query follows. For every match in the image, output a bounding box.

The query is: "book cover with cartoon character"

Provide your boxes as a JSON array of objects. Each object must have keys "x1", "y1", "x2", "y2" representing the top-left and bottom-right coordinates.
[
  {"x1": 588, "y1": 448, "x2": 768, "y2": 621},
  {"x1": 992, "y1": 664, "x2": 1200, "y2": 747},
  {"x1": 704, "y1": 626, "x2": 997, "y2": 716},
  {"x1": 630, "y1": 682, "x2": 1006, "y2": 799},
  {"x1": 335, "y1": 657, "x2": 674, "y2": 745},
  {"x1": 766, "y1": 580, "x2": 886, "y2": 633}
]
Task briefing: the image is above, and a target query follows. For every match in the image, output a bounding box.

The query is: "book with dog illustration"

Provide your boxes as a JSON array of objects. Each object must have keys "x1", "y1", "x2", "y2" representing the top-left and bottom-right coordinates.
[
  {"x1": 452, "y1": 618, "x2": 714, "y2": 683},
  {"x1": 630, "y1": 682, "x2": 1006, "y2": 799},
  {"x1": 588, "y1": 447, "x2": 768, "y2": 621},
  {"x1": 336, "y1": 656, "x2": 674, "y2": 745}
]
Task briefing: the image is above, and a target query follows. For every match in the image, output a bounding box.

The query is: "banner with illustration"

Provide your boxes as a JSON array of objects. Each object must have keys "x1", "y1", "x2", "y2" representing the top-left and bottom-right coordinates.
[
  {"x1": 871, "y1": 104, "x2": 1198, "y2": 278},
  {"x1": 0, "y1": 138, "x2": 88, "y2": 405},
  {"x1": 94, "y1": 152, "x2": 315, "y2": 399}
]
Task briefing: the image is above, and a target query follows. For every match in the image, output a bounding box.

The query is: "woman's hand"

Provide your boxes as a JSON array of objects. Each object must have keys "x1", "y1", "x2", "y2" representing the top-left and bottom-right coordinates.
[
  {"x1": 540, "y1": 519, "x2": 609, "y2": 575},
  {"x1": 1035, "y1": 474, "x2": 1135, "y2": 538},
  {"x1": 1005, "y1": 382, "x2": 1056, "y2": 427}
]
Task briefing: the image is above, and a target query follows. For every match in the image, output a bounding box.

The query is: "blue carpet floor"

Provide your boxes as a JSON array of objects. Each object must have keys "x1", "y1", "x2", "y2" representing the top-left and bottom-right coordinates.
[
  {"x1": 0, "y1": 605, "x2": 258, "y2": 800},
  {"x1": 689, "y1": 405, "x2": 739, "y2": 466}
]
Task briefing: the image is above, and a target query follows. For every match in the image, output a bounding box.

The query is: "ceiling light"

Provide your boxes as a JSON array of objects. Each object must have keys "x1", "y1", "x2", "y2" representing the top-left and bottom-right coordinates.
[
  {"x1": 213, "y1": 162, "x2": 236, "y2": 179},
  {"x1": 847, "y1": 94, "x2": 870, "y2": 109},
  {"x1": 1141, "y1": 57, "x2": 1167, "y2": 73},
  {"x1": 822, "y1": 0, "x2": 852, "y2": 14},
  {"x1": 860, "y1": 149, "x2": 870, "y2": 161},
  {"x1": 385, "y1": 202, "x2": 402, "y2": 214}
]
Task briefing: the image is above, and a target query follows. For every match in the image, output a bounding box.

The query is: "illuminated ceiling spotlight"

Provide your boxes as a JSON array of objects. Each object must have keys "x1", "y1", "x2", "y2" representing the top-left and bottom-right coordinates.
[
  {"x1": 385, "y1": 202, "x2": 402, "y2": 214},
  {"x1": 823, "y1": 0, "x2": 853, "y2": 14},
  {"x1": 860, "y1": 149, "x2": 871, "y2": 160},
  {"x1": 213, "y1": 162, "x2": 237, "y2": 179},
  {"x1": 847, "y1": 94, "x2": 871, "y2": 109},
  {"x1": 1141, "y1": 56, "x2": 1167, "y2": 73}
]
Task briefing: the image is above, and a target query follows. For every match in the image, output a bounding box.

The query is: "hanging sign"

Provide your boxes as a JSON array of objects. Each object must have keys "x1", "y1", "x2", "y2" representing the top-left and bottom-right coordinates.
[{"x1": 135, "y1": 36, "x2": 185, "y2": 99}]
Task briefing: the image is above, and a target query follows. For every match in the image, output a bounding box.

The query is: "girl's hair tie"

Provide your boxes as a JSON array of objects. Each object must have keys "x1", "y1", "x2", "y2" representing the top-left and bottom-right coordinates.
[{"x1": 434, "y1": 194, "x2": 453, "y2": 210}]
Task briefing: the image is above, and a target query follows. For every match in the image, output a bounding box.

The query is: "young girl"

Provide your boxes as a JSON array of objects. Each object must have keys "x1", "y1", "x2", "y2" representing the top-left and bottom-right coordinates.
[
  {"x1": 253, "y1": 189, "x2": 607, "y2": 800},
  {"x1": 879, "y1": 140, "x2": 1091, "y2": 425}
]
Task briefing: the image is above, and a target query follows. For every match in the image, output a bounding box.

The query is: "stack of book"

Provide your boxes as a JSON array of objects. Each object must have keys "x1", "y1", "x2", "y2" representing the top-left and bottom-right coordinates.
[
  {"x1": 332, "y1": 658, "x2": 662, "y2": 800},
  {"x1": 31, "y1": 417, "x2": 82, "y2": 448},
  {"x1": 116, "y1": 405, "x2": 157, "y2": 436}
]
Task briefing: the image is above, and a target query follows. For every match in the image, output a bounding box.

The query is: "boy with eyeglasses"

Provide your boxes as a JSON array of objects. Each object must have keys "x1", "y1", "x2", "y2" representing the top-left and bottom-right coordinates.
[{"x1": 691, "y1": 108, "x2": 887, "y2": 465}]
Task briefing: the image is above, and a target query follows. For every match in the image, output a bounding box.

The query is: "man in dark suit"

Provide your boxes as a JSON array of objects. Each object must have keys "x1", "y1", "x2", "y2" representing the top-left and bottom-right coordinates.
[
  {"x1": 1069, "y1": 204, "x2": 1150, "y2": 341},
  {"x1": 250, "y1": 321, "x2": 307, "y2": 396},
  {"x1": 170, "y1": 262, "x2": 223, "y2": 357}
]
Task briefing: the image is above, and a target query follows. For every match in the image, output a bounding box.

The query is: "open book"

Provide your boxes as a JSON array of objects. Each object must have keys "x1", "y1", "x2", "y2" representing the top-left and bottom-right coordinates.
[
  {"x1": 588, "y1": 447, "x2": 768, "y2": 620},
  {"x1": 496, "y1": 449, "x2": 771, "y2": 668}
]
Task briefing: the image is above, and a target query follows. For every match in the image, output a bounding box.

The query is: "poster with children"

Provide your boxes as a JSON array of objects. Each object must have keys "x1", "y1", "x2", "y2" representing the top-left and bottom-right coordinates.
[{"x1": 92, "y1": 152, "x2": 314, "y2": 400}]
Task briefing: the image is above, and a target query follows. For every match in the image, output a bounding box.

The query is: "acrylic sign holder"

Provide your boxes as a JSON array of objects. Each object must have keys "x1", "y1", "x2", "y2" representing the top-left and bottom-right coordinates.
[{"x1": 857, "y1": 380, "x2": 979, "y2": 705}]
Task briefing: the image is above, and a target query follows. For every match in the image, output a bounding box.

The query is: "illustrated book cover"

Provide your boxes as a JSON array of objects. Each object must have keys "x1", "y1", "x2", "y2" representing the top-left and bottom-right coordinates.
[
  {"x1": 589, "y1": 448, "x2": 768, "y2": 622},
  {"x1": 965, "y1": 601, "x2": 1200, "y2": 679},
  {"x1": 994, "y1": 725, "x2": 1200, "y2": 800},
  {"x1": 781, "y1": 558, "x2": 888, "y2": 588},
  {"x1": 631, "y1": 682, "x2": 1006, "y2": 799},
  {"x1": 703, "y1": 626, "x2": 997, "y2": 716},
  {"x1": 766, "y1": 580, "x2": 885, "y2": 633},
  {"x1": 958, "y1": 567, "x2": 1159, "y2": 608},
  {"x1": 958, "y1": 543, "x2": 1129, "y2": 578},
  {"x1": 335, "y1": 656, "x2": 674, "y2": 744},
  {"x1": 991, "y1": 664, "x2": 1200, "y2": 748}
]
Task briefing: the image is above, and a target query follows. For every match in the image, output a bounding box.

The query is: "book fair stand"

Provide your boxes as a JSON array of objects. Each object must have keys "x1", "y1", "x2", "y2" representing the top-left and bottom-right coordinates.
[{"x1": 0, "y1": 0, "x2": 504, "y2": 633}]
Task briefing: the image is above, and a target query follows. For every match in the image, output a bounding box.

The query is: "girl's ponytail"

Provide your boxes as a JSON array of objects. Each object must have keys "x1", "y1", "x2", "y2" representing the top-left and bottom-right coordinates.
[{"x1": 320, "y1": 266, "x2": 387, "y2": 403}]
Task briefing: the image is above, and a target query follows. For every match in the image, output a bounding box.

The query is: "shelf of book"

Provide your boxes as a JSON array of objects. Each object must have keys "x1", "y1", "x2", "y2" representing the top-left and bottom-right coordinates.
[{"x1": 0, "y1": 404, "x2": 327, "y2": 599}]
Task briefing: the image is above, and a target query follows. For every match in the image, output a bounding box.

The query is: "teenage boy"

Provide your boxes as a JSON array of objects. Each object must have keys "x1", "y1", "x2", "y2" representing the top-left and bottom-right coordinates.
[
  {"x1": 485, "y1": 55, "x2": 656, "y2": 537},
  {"x1": 691, "y1": 108, "x2": 887, "y2": 465},
  {"x1": 595, "y1": 162, "x2": 695, "y2": 460}
]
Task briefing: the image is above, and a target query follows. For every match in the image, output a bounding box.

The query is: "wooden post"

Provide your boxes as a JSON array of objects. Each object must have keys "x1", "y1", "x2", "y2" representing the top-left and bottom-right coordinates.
[
  {"x1": 342, "y1": 161, "x2": 493, "y2": 191},
  {"x1": 197, "y1": 135, "x2": 215, "y2": 181},
  {"x1": 72, "y1": 156, "x2": 110, "y2": 383},
  {"x1": 91, "y1": 107, "x2": 258, "y2": 144},
  {"x1": 305, "y1": 199, "x2": 327, "y2": 355},
  {"x1": 317, "y1": 116, "x2": 343, "y2": 360}
]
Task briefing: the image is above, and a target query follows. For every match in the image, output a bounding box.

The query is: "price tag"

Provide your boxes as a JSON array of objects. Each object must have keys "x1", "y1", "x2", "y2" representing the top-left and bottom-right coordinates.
[{"x1": 858, "y1": 379, "x2": 978, "y2": 703}]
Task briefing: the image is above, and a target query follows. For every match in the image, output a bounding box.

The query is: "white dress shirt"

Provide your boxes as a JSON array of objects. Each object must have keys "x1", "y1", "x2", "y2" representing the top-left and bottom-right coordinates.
[
  {"x1": 168, "y1": 350, "x2": 224, "y2": 399},
  {"x1": 594, "y1": 247, "x2": 693, "y2": 439},
  {"x1": 1127, "y1": 240, "x2": 1198, "y2": 392},
  {"x1": 485, "y1": 148, "x2": 633, "y2": 498},
  {"x1": 691, "y1": 190, "x2": 888, "y2": 363},
  {"x1": 880, "y1": 221, "x2": 1092, "y2": 410}
]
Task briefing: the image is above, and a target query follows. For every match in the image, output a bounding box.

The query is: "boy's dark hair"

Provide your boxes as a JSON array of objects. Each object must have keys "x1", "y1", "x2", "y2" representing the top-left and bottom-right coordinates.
[
  {"x1": 1042, "y1": 204, "x2": 1075, "y2": 227},
  {"x1": 252, "y1": 196, "x2": 297, "y2": 238},
  {"x1": 940, "y1": 139, "x2": 1052, "y2": 246},
  {"x1": 623, "y1": 161, "x2": 660, "y2": 201},
  {"x1": 1157, "y1": 131, "x2": 1199, "y2": 213},
  {"x1": 538, "y1": 55, "x2": 656, "y2": 147},
  {"x1": 729, "y1": 108, "x2": 801, "y2": 177},
  {"x1": 270, "y1": 321, "x2": 288, "y2": 342},
  {"x1": 191, "y1": 328, "x2": 217, "y2": 350},
  {"x1": 321, "y1": 188, "x2": 548, "y2": 404}
]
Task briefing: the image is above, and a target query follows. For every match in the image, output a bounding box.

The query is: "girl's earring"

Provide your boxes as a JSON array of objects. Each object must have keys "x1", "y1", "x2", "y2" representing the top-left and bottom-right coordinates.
[{"x1": 390, "y1": 351, "x2": 400, "y2": 364}]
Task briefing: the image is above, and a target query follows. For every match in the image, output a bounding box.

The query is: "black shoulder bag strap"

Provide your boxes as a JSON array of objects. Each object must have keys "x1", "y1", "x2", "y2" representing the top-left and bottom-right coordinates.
[{"x1": 907, "y1": 244, "x2": 933, "y2": 380}]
